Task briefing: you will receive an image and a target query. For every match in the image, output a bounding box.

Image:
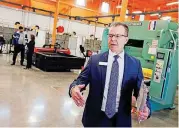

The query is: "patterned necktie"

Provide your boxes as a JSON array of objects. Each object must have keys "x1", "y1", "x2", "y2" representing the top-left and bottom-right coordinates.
[{"x1": 105, "y1": 55, "x2": 119, "y2": 118}]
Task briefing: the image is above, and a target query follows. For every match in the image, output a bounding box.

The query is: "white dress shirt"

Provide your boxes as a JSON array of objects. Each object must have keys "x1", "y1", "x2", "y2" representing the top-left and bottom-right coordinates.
[
  {"x1": 18, "y1": 32, "x2": 25, "y2": 45},
  {"x1": 101, "y1": 50, "x2": 125, "y2": 112}
]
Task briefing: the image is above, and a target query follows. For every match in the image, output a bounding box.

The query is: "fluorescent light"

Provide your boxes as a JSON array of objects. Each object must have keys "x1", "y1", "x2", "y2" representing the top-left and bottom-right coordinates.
[
  {"x1": 116, "y1": 5, "x2": 122, "y2": 8},
  {"x1": 101, "y1": 2, "x2": 109, "y2": 13},
  {"x1": 166, "y1": 1, "x2": 179, "y2": 6},
  {"x1": 132, "y1": 11, "x2": 142, "y2": 14},
  {"x1": 150, "y1": 13, "x2": 159, "y2": 16},
  {"x1": 76, "y1": 0, "x2": 86, "y2": 6},
  {"x1": 161, "y1": 16, "x2": 171, "y2": 20}
]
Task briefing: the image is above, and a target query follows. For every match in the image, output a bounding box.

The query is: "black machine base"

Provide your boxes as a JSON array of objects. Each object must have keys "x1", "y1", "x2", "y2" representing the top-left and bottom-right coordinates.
[{"x1": 33, "y1": 52, "x2": 85, "y2": 72}]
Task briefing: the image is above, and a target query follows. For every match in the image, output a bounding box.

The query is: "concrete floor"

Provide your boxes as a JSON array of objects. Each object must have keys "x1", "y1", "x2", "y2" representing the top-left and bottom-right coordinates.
[{"x1": 0, "y1": 54, "x2": 178, "y2": 127}]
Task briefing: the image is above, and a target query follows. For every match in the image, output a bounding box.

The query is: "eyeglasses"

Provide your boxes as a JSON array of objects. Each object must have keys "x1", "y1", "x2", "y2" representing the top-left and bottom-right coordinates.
[{"x1": 108, "y1": 34, "x2": 127, "y2": 39}]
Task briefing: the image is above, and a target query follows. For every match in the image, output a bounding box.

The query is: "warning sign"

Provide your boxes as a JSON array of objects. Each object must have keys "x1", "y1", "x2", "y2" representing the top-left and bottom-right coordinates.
[{"x1": 148, "y1": 40, "x2": 158, "y2": 55}]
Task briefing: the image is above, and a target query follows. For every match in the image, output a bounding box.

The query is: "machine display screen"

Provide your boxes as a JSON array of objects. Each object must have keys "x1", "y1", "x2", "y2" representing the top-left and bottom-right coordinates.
[
  {"x1": 157, "y1": 52, "x2": 165, "y2": 59},
  {"x1": 125, "y1": 39, "x2": 144, "y2": 48}
]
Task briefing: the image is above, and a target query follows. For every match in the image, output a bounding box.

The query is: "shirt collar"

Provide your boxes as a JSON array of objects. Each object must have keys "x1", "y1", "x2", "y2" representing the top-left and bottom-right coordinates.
[{"x1": 109, "y1": 49, "x2": 124, "y2": 59}]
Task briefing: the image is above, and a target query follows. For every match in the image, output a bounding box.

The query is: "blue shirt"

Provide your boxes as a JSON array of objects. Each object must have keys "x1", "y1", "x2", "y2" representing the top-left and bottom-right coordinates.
[{"x1": 12, "y1": 32, "x2": 20, "y2": 45}]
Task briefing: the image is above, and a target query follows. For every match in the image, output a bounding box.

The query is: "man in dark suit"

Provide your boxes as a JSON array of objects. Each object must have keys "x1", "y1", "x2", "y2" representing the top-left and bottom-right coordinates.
[{"x1": 69, "y1": 22, "x2": 151, "y2": 127}]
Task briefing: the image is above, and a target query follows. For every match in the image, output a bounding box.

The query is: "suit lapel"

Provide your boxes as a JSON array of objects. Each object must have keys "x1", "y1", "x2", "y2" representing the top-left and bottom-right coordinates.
[
  {"x1": 99, "y1": 51, "x2": 109, "y2": 90},
  {"x1": 121, "y1": 53, "x2": 129, "y2": 88}
]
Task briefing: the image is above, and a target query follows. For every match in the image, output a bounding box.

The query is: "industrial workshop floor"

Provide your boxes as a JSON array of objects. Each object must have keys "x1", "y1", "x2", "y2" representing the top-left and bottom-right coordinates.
[{"x1": 0, "y1": 54, "x2": 178, "y2": 127}]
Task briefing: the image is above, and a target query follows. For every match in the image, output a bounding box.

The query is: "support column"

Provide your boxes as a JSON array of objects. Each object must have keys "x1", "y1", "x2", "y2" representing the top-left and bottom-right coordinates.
[
  {"x1": 52, "y1": 0, "x2": 60, "y2": 46},
  {"x1": 119, "y1": 0, "x2": 128, "y2": 22},
  {"x1": 24, "y1": 0, "x2": 31, "y2": 11}
]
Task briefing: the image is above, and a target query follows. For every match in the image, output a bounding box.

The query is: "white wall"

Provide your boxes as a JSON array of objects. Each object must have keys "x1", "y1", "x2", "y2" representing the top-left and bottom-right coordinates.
[
  {"x1": 0, "y1": 5, "x2": 104, "y2": 56},
  {"x1": 0, "y1": 6, "x2": 23, "y2": 28},
  {"x1": 0, "y1": 5, "x2": 104, "y2": 36},
  {"x1": 26, "y1": 13, "x2": 52, "y2": 31},
  {"x1": 57, "y1": 19, "x2": 104, "y2": 40}
]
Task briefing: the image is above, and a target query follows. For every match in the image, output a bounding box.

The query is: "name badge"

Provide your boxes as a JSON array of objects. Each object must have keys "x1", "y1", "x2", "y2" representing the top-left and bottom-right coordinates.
[{"x1": 99, "y1": 62, "x2": 108, "y2": 66}]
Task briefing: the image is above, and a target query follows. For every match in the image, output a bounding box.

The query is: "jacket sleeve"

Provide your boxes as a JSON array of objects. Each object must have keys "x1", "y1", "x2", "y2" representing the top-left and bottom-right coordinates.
[
  {"x1": 69, "y1": 56, "x2": 92, "y2": 97},
  {"x1": 134, "y1": 60, "x2": 151, "y2": 118}
]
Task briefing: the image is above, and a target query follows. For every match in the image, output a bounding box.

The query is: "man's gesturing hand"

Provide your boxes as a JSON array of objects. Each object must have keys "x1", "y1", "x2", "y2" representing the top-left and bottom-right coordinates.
[{"x1": 71, "y1": 84, "x2": 85, "y2": 107}]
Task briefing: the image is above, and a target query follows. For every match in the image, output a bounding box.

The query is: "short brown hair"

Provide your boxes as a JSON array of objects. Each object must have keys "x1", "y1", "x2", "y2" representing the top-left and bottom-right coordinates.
[
  {"x1": 110, "y1": 22, "x2": 129, "y2": 37},
  {"x1": 19, "y1": 26, "x2": 23, "y2": 30}
]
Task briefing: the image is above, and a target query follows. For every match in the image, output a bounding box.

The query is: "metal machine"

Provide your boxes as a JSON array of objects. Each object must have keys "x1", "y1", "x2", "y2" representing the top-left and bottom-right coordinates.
[
  {"x1": 84, "y1": 38, "x2": 102, "y2": 52},
  {"x1": 101, "y1": 20, "x2": 178, "y2": 112},
  {"x1": 32, "y1": 45, "x2": 85, "y2": 72},
  {"x1": 34, "y1": 52, "x2": 85, "y2": 72}
]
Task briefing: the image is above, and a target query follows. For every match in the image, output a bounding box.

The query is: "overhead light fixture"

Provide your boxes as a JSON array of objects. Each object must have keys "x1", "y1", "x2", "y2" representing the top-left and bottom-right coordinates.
[
  {"x1": 132, "y1": 11, "x2": 142, "y2": 14},
  {"x1": 166, "y1": 1, "x2": 179, "y2": 6},
  {"x1": 116, "y1": 5, "x2": 122, "y2": 8},
  {"x1": 76, "y1": 0, "x2": 86, "y2": 6},
  {"x1": 101, "y1": 2, "x2": 109, "y2": 13},
  {"x1": 150, "y1": 13, "x2": 159, "y2": 16},
  {"x1": 161, "y1": 16, "x2": 171, "y2": 20}
]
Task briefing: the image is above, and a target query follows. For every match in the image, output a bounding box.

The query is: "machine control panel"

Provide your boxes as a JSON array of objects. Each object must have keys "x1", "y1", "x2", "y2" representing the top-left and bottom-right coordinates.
[{"x1": 153, "y1": 52, "x2": 165, "y2": 83}]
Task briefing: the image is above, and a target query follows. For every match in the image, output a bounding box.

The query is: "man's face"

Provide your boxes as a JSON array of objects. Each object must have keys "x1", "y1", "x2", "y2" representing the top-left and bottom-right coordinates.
[
  {"x1": 19, "y1": 28, "x2": 23, "y2": 33},
  {"x1": 108, "y1": 26, "x2": 129, "y2": 54}
]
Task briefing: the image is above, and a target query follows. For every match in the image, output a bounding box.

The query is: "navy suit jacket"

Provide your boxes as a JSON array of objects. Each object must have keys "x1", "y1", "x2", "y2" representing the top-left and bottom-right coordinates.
[{"x1": 69, "y1": 51, "x2": 151, "y2": 127}]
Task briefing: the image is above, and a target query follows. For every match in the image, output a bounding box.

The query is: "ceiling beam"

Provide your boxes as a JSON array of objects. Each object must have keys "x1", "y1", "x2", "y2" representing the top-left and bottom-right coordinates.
[
  {"x1": 32, "y1": 0, "x2": 55, "y2": 5},
  {"x1": 0, "y1": 0, "x2": 107, "y2": 25},
  {"x1": 80, "y1": 8, "x2": 178, "y2": 19}
]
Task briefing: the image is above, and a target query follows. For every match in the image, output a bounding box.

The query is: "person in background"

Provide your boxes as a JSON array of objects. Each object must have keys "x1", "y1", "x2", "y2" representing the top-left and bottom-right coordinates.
[
  {"x1": 11, "y1": 26, "x2": 26, "y2": 66},
  {"x1": 0, "y1": 35, "x2": 5, "y2": 53},
  {"x1": 25, "y1": 34, "x2": 35, "y2": 69},
  {"x1": 9, "y1": 35, "x2": 14, "y2": 53},
  {"x1": 69, "y1": 22, "x2": 151, "y2": 127}
]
